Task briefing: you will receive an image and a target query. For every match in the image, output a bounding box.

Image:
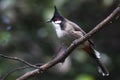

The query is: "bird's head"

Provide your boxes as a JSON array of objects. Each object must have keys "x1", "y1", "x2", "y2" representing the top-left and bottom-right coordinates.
[{"x1": 48, "y1": 6, "x2": 64, "y2": 24}]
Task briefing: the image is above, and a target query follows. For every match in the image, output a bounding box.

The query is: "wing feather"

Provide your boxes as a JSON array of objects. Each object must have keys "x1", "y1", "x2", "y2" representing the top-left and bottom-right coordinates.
[{"x1": 66, "y1": 19, "x2": 95, "y2": 46}]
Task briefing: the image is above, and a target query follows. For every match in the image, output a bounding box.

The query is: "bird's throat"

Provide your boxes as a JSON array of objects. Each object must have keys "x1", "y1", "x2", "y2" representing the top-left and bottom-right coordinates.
[{"x1": 52, "y1": 22, "x2": 65, "y2": 38}]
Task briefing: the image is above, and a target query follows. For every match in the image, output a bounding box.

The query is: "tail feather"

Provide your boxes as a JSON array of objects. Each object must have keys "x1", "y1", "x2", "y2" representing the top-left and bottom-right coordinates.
[
  {"x1": 89, "y1": 48, "x2": 109, "y2": 76},
  {"x1": 95, "y1": 56, "x2": 109, "y2": 76}
]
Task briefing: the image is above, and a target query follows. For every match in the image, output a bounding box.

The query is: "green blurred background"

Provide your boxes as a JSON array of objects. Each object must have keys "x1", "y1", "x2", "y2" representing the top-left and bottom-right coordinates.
[{"x1": 0, "y1": 0, "x2": 120, "y2": 80}]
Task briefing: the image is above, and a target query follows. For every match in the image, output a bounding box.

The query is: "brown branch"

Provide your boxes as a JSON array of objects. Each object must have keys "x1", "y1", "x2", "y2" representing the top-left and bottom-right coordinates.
[
  {"x1": 0, "y1": 54, "x2": 39, "y2": 69},
  {"x1": 16, "y1": 4, "x2": 120, "y2": 80}
]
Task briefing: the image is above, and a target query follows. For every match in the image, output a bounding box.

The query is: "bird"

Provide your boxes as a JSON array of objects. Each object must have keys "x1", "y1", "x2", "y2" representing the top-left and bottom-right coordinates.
[{"x1": 47, "y1": 6, "x2": 109, "y2": 76}]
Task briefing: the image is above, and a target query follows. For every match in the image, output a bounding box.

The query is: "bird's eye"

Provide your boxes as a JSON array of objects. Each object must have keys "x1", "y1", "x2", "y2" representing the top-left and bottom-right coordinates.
[{"x1": 55, "y1": 18, "x2": 59, "y2": 21}]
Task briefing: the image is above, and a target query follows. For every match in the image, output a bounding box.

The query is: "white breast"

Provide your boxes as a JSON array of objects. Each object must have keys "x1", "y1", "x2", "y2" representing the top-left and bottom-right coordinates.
[{"x1": 52, "y1": 22, "x2": 65, "y2": 38}]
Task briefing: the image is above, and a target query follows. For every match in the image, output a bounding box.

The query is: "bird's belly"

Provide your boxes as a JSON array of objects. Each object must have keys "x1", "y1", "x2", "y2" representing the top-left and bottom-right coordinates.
[{"x1": 60, "y1": 35, "x2": 75, "y2": 46}]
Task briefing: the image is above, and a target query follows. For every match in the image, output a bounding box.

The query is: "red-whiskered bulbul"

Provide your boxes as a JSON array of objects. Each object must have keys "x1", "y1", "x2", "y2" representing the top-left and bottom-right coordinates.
[{"x1": 48, "y1": 6, "x2": 109, "y2": 76}]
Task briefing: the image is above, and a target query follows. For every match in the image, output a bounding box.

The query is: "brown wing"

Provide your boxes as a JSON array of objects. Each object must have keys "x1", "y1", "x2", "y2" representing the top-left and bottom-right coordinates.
[
  {"x1": 67, "y1": 19, "x2": 95, "y2": 46},
  {"x1": 68, "y1": 20, "x2": 86, "y2": 34}
]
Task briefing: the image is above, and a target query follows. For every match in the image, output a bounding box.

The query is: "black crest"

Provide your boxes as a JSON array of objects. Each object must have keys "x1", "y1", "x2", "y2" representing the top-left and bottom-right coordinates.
[{"x1": 48, "y1": 6, "x2": 64, "y2": 22}]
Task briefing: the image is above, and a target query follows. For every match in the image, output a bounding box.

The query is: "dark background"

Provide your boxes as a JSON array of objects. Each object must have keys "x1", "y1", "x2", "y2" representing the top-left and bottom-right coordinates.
[{"x1": 0, "y1": 0, "x2": 120, "y2": 80}]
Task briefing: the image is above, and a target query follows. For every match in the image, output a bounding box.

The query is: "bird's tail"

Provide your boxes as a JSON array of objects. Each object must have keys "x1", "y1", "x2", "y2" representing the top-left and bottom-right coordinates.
[{"x1": 89, "y1": 48, "x2": 109, "y2": 76}]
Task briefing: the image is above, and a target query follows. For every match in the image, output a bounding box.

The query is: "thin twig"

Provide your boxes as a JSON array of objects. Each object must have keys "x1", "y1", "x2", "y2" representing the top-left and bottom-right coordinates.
[
  {"x1": 2, "y1": 66, "x2": 29, "y2": 80},
  {"x1": 1, "y1": 63, "x2": 42, "y2": 80},
  {"x1": 16, "y1": 4, "x2": 120, "y2": 80},
  {"x1": 0, "y1": 54, "x2": 39, "y2": 69}
]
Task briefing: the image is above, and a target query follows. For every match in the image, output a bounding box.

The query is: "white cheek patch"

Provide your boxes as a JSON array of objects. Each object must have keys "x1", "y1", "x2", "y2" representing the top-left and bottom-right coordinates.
[{"x1": 55, "y1": 20, "x2": 62, "y2": 24}]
